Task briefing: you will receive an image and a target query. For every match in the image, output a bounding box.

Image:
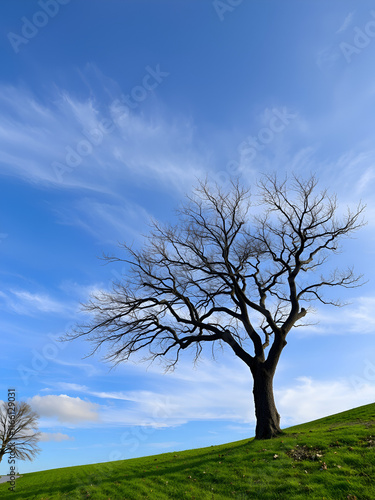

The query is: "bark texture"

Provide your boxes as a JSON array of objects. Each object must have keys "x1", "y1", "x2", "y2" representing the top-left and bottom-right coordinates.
[{"x1": 252, "y1": 364, "x2": 281, "y2": 439}]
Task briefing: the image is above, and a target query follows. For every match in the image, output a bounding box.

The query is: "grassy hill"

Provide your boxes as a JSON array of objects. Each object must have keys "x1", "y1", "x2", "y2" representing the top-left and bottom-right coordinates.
[{"x1": 1, "y1": 402, "x2": 374, "y2": 500}]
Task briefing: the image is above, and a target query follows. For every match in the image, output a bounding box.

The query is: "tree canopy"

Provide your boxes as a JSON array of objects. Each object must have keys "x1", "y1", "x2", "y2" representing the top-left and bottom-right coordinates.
[
  {"x1": 0, "y1": 401, "x2": 41, "y2": 463},
  {"x1": 69, "y1": 174, "x2": 365, "y2": 438}
]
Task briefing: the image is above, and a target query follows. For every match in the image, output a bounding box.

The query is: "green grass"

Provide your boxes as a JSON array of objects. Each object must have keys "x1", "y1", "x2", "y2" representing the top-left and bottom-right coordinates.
[{"x1": 1, "y1": 403, "x2": 374, "y2": 499}]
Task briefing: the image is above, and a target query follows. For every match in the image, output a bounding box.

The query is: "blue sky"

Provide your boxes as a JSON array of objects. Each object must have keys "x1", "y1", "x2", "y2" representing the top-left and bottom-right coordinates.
[{"x1": 1, "y1": 0, "x2": 375, "y2": 474}]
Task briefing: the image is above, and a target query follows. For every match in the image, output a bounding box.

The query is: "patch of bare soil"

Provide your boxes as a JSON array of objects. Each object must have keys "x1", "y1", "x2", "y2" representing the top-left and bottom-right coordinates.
[{"x1": 286, "y1": 444, "x2": 324, "y2": 461}]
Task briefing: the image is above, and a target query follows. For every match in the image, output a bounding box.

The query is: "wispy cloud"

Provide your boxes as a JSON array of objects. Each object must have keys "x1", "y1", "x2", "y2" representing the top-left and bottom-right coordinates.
[
  {"x1": 46, "y1": 355, "x2": 375, "y2": 432},
  {"x1": 0, "y1": 82, "x2": 205, "y2": 196},
  {"x1": 58, "y1": 281, "x2": 105, "y2": 303},
  {"x1": 49, "y1": 359, "x2": 100, "y2": 377},
  {"x1": 356, "y1": 166, "x2": 375, "y2": 195},
  {"x1": 54, "y1": 197, "x2": 153, "y2": 245},
  {"x1": 52, "y1": 358, "x2": 255, "y2": 427},
  {"x1": 295, "y1": 295, "x2": 375, "y2": 337},
  {"x1": 0, "y1": 80, "x2": 209, "y2": 244},
  {"x1": 54, "y1": 383, "x2": 90, "y2": 392},
  {"x1": 0, "y1": 289, "x2": 70, "y2": 316}
]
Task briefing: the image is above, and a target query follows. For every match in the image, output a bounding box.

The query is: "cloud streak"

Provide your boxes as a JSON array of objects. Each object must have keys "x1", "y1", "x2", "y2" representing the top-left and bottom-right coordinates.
[
  {"x1": 0, "y1": 289, "x2": 70, "y2": 316},
  {"x1": 51, "y1": 355, "x2": 375, "y2": 430},
  {"x1": 0, "y1": 82, "x2": 204, "y2": 195}
]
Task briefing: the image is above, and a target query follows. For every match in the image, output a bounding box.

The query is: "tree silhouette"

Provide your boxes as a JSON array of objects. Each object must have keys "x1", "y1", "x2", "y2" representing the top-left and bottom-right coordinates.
[
  {"x1": 0, "y1": 401, "x2": 41, "y2": 463},
  {"x1": 69, "y1": 174, "x2": 365, "y2": 439}
]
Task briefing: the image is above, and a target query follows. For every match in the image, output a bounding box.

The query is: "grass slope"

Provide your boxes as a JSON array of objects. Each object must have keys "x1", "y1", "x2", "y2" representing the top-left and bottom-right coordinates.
[{"x1": 1, "y1": 403, "x2": 374, "y2": 500}]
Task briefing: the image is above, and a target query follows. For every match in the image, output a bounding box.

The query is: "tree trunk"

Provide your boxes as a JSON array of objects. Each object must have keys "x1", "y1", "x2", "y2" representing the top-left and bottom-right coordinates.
[{"x1": 252, "y1": 364, "x2": 281, "y2": 439}]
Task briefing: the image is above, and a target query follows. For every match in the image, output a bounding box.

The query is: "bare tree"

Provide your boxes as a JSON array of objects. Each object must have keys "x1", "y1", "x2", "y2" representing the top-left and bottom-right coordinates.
[
  {"x1": 68, "y1": 174, "x2": 365, "y2": 439},
  {"x1": 0, "y1": 401, "x2": 41, "y2": 463}
]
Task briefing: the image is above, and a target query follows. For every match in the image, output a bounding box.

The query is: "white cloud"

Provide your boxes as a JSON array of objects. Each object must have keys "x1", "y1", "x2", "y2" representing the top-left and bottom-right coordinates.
[
  {"x1": 29, "y1": 395, "x2": 100, "y2": 423},
  {"x1": 38, "y1": 432, "x2": 74, "y2": 442},
  {"x1": 296, "y1": 295, "x2": 375, "y2": 337},
  {"x1": 278, "y1": 376, "x2": 375, "y2": 426}
]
